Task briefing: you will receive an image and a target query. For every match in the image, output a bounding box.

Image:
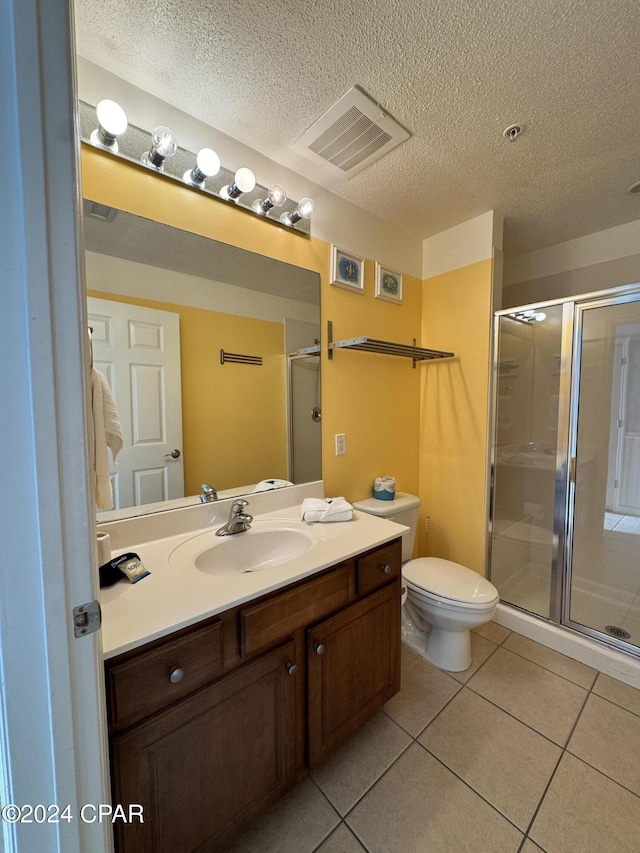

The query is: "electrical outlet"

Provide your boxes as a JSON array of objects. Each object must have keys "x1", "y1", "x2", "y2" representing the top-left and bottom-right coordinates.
[{"x1": 335, "y1": 433, "x2": 346, "y2": 456}]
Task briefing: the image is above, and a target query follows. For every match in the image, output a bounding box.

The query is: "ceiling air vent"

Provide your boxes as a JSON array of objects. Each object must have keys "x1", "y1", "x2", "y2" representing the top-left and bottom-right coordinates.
[{"x1": 292, "y1": 86, "x2": 411, "y2": 177}]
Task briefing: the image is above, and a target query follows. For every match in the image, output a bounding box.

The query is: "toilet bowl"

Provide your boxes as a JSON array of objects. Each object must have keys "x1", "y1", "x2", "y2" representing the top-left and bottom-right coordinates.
[
  {"x1": 402, "y1": 557, "x2": 499, "y2": 671},
  {"x1": 352, "y1": 493, "x2": 499, "y2": 672}
]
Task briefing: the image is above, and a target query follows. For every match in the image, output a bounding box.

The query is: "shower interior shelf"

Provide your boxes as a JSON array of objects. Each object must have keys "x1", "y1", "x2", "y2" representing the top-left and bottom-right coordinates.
[{"x1": 328, "y1": 321, "x2": 454, "y2": 366}]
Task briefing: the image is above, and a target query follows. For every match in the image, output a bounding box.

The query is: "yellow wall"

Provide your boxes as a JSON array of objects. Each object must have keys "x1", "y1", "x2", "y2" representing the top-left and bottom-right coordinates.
[
  {"x1": 81, "y1": 145, "x2": 422, "y2": 501},
  {"x1": 419, "y1": 259, "x2": 494, "y2": 572},
  {"x1": 88, "y1": 288, "x2": 286, "y2": 492}
]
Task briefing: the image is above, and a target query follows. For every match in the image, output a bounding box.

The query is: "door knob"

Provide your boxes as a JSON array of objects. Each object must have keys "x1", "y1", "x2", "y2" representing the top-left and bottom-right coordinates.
[
  {"x1": 164, "y1": 449, "x2": 181, "y2": 458},
  {"x1": 381, "y1": 564, "x2": 392, "y2": 574},
  {"x1": 314, "y1": 642, "x2": 325, "y2": 655},
  {"x1": 286, "y1": 662, "x2": 298, "y2": 676}
]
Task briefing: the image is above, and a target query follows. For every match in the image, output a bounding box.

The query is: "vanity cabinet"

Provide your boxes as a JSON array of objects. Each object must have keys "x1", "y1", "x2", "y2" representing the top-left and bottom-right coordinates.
[
  {"x1": 105, "y1": 538, "x2": 401, "y2": 853},
  {"x1": 308, "y1": 581, "x2": 400, "y2": 766}
]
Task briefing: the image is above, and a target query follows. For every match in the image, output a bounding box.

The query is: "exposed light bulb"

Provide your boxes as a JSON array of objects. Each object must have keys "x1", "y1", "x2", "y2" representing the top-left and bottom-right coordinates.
[
  {"x1": 280, "y1": 196, "x2": 315, "y2": 226},
  {"x1": 251, "y1": 183, "x2": 287, "y2": 215},
  {"x1": 141, "y1": 125, "x2": 178, "y2": 170},
  {"x1": 219, "y1": 167, "x2": 256, "y2": 201},
  {"x1": 90, "y1": 99, "x2": 128, "y2": 152},
  {"x1": 183, "y1": 147, "x2": 221, "y2": 186},
  {"x1": 535, "y1": 312, "x2": 547, "y2": 322}
]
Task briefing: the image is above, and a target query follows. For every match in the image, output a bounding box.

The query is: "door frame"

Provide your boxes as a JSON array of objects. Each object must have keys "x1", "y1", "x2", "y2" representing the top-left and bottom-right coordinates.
[{"x1": 1, "y1": 1, "x2": 112, "y2": 851}]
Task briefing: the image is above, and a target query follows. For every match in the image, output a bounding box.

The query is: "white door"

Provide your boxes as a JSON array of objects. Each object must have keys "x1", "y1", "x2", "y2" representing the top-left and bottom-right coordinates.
[{"x1": 88, "y1": 297, "x2": 184, "y2": 510}]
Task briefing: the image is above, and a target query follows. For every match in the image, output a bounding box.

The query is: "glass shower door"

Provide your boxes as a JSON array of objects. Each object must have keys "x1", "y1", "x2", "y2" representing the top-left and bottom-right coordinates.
[
  {"x1": 490, "y1": 304, "x2": 564, "y2": 619},
  {"x1": 567, "y1": 293, "x2": 640, "y2": 649}
]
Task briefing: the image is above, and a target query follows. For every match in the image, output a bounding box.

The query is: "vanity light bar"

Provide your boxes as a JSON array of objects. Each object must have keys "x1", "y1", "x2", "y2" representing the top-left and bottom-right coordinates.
[
  {"x1": 220, "y1": 349, "x2": 262, "y2": 366},
  {"x1": 79, "y1": 101, "x2": 314, "y2": 236}
]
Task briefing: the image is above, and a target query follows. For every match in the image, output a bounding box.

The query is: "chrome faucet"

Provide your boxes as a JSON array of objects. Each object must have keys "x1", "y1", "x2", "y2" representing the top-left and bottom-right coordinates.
[
  {"x1": 215, "y1": 499, "x2": 253, "y2": 536},
  {"x1": 200, "y1": 483, "x2": 218, "y2": 503}
]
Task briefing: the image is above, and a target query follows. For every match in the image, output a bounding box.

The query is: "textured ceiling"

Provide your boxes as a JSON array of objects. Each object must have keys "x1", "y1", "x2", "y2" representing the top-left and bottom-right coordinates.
[{"x1": 74, "y1": 0, "x2": 640, "y2": 256}]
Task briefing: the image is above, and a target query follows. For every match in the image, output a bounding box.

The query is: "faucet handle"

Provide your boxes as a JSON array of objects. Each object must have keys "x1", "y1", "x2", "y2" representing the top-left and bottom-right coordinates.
[
  {"x1": 200, "y1": 483, "x2": 218, "y2": 503},
  {"x1": 231, "y1": 499, "x2": 249, "y2": 513}
]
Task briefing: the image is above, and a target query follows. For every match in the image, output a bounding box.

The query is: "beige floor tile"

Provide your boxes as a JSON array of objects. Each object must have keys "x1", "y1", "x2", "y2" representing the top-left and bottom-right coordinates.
[
  {"x1": 446, "y1": 631, "x2": 498, "y2": 684},
  {"x1": 419, "y1": 688, "x2": 561, "y2": 831},
  {"x1": 228, "y1": 778, "x2": 339, "y2": 853},
  {"x1": 347, "y1": 743, "x2": 523, "y2": 853},
  {"x1": 593, "y1": 672, "x2": 640, "y2": 717},
  {"x1": 502, "y1": 632, "x2": 597, "y2": 689},
  {"x1": 530, "y1": 753, "x2": 640, "y2": 853},
  {"x1": 472, "y1": 620, "x2": 511, "y2": 645},
  {"x1": 311, "y1": 712, "x2": 411, "y2": 816},
  {"x1": 383, "y1": 647, "x2": 461, "y2": 736},
  {"x1": 568, "y1": 693, "x2": 640, "y2": 796},
  {"x1": 521, "y1": 841, "x2": 545, "y2": 852},
  {"x1": 314, "y1": 823, "x2": 367, "y2": 853},
  {"x1": 467, "y1": 647, "x2": 587, "y2": 745}
]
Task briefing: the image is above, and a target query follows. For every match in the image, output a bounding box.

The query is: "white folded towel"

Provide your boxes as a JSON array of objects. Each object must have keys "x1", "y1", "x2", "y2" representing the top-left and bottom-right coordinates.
[
  {"x1": 91, "y1": 368, "x2": 124, "y2": 510},
  {"x1": 252, "y1": 479, "x2": 294, "y2": 492},
  {"x1": 301, "y1": 497, "x2": 353, "y2": 523}
]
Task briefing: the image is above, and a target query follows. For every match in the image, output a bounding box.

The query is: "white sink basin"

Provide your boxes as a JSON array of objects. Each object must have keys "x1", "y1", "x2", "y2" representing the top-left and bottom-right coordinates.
[{"x1": 169, "y1": 519, "x2": 326, "y2": 575}]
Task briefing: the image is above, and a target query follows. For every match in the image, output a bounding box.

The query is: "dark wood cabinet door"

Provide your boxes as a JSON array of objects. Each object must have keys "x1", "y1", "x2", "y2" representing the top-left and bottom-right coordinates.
[
  {"x1": 307, "y1": 580, "x2": 401, "y2": 767},
  {"x1": 111, "y1": 640, "x2": 298, "y2": 853}
]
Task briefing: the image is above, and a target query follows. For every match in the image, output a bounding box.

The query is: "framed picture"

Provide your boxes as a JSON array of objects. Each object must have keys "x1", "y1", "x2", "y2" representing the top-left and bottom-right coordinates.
[
  {"x1": 330, "y1": 245, "x2": 365, "y2": 294},
  {"x1": 375, "y1": 263, "x2": 402, "y2": 304}
]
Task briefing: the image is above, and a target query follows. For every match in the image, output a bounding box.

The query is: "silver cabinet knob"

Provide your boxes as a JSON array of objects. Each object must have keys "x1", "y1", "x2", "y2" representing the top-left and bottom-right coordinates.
[
  {"x1": 169, "y1": 666, "x2": 184, "y2": 684},
  {"x1": 286, "y1": 662, "x2": 298, "y2": 676},
  {"x1": 314, "y1": 642, "x2": 325, "y2": 655},
  {"x1": 164, "y1": 449, "x2": 181, "y2": 459},
  {"x1": 381, "y1": 564, "x2": 392, "y2": 574}
]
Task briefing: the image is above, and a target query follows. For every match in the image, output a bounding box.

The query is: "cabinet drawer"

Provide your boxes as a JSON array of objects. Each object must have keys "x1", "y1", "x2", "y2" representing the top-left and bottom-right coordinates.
[
  {"x1": 241, "y1": 565, "x2": 350, "y2": 656},
  {"x1": 356, "y1": 540, "x2": 402, "y2": 596},
  {"x1": 106, "y1": 618, "x2": 223, "y2": 731}
]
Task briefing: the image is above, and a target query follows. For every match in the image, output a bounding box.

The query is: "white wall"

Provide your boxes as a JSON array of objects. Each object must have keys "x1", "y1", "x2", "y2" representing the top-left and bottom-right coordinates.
[
  {"x1": 86, "y1": 251, "x2": 318, "y2": 324},
  {"x1": 504, "y1": 218, "x2": 640, "y2": 307}
]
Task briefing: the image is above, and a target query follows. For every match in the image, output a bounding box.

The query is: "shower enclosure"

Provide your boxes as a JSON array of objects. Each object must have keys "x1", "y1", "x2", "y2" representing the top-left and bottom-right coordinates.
[
  {"x1": 489, "y1": 283, "x2": 640, "y2": 657},
  {"x1": 287, "y1": 352, "x2": 322, "y2": 484}
]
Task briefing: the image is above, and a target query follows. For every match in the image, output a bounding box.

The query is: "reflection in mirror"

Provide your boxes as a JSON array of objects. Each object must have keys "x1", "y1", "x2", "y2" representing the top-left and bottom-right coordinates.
[{"x1": 84, "y1": 202, "x2": 321, "y2": 520}]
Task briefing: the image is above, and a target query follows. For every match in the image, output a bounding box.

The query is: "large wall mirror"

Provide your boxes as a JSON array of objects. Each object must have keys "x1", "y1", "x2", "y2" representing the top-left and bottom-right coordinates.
[{"x1": 85, "y1": 201, "x2": 321, "y2": 520}]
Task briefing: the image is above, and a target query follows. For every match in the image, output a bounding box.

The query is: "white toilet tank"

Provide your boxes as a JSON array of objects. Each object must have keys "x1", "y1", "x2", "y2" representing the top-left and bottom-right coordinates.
[{"x1": 352, "y1": 492, "x2": 421, "y2": 562}]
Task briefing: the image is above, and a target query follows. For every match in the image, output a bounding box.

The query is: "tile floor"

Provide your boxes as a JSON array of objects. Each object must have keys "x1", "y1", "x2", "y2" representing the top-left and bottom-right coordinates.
[{"x1": 230, "y1": 623, "x2": 640, "y2": 853}]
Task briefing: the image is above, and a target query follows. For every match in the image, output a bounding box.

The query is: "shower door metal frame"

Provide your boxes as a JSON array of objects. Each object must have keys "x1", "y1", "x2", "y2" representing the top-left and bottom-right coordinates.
[
  {"x1": 562, "y1": 285, "x2": 640, "y2": 657},
  {"x1": 490, "y1": 282, "x2": 640, "y2": 656},
  {"x1": 489, "y1": 297, "x2": 573, "y2": 624}
]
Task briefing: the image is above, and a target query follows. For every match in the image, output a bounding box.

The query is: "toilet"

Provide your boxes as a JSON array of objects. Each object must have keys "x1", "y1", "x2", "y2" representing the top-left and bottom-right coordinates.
[{"x1": 352, "y1": 493, "x2": 499, "y2": 672}]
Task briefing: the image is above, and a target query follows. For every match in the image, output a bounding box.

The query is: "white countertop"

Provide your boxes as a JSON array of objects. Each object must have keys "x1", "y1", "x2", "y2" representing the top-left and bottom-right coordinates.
[{"x1": 100, "y1": 495, "x2": 407, "y2": 659}]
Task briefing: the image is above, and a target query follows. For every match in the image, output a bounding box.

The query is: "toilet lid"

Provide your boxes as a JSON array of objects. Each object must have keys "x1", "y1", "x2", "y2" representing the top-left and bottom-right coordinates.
[{"x1": 403, "y1": 557, "x2": 498, "y2": 605}]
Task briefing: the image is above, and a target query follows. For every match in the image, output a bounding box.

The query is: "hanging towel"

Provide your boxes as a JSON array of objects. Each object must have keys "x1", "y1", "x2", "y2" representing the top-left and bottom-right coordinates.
[
  {"x1": 301, "y1": 497, "x2": 353, "y2": 523},
  {"x1": 252, "y1": 479, "x2": 294, "y2": 492},
  {"x1": 91, "y1": 368, "x2": 124, "y2": 509}
]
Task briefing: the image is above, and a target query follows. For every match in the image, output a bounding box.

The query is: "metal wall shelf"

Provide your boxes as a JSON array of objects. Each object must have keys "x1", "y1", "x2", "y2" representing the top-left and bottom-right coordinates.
[{"x1": 327, "y1": 321, "x2": 454, "y2": 366}]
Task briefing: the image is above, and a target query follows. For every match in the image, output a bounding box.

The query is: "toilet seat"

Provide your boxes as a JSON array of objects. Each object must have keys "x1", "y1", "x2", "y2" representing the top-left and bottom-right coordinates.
[{"x1": 403, "y1": 557, "x2": 498, "y2": 607}]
